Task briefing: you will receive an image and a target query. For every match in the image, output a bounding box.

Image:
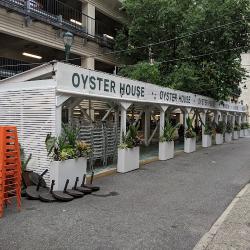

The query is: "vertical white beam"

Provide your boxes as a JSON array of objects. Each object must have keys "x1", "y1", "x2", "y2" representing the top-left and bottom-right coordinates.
[
  {"x1": 56, "y1": 106, "x2": 62, "y2": 136},
  {"x1": 159, "y1": 110, "x2": 165, "y2": 137},
  {"x1": 120, "y1": 107, "x2": 127, "y2": 140},
  {"x1": 232, "y1": 114, "x2": 236, "y2": 127},
  {"x1": 201, "y1": 111, "x2": 206, "y2": 135},
  {"x1": 144, "y1": 109, "x2": 151, "y2": 145}
]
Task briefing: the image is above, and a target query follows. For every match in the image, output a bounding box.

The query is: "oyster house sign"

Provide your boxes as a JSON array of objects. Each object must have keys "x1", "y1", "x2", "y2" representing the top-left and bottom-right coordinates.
[{"x1": 56, "y1": 62, "x2": 246, "y2": 112}]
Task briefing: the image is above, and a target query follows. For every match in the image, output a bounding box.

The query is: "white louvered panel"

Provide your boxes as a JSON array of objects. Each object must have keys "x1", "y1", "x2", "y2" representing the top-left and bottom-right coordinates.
[{"x1": 0, "y1": 88, "x2": 56, "y2": 185}]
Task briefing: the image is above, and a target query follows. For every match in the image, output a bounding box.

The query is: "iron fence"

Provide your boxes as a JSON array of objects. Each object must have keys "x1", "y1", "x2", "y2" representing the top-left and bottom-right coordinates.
[
  {"x1": 0, "y1": 57, "x2": 32, "y2": 80},
  {"x1": 0, "y1": 0, "x2": 114, "y2": 48}
]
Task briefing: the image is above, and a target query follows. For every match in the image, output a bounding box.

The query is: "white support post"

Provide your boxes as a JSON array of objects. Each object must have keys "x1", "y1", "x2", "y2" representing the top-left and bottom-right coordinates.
[
  {"x1": 144, "y1": 109, "x2": 151, "y2": 146},
  {"x1": 201, "y1": 111, "x2": 206, "y2": 136},
  {"x1": 120, "y1": 102, "x2": 132, "y2": 141},
  {"x1": 56, "y1": 106, "x2": 62, "y2": 136},
  {"x1": 159, "y1": 105, "x2": 169, "y2": 137},
  {"x1": 232, "y1": 114, "x2": 236, "y2": 127}
]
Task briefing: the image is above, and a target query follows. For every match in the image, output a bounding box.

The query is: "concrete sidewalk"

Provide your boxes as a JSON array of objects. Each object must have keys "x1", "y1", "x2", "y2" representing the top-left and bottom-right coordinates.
[
  {"x1": 194, "y1": 183, "x2": 250, "y2": 250},
  {"x1": 1, "y1": 138, "x2": 250, "y2": 250}
]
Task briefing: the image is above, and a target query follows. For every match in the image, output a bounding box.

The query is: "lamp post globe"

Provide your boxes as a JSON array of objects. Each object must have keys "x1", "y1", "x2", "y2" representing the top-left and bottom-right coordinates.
[{"x1": 63, "y1": 31, "x2": 74, "y2": 62}]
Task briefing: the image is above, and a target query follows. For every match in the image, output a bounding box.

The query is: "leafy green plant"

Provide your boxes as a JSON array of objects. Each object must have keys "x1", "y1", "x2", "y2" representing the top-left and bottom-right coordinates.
[
  {"x1": 160, "y1": 118, "x2": 179, "y2": 142},
  {"x1": 204, "y1": 122, "x2": 213, "y2": 136},
  {"x1": 185, "y1": 117, "x2": 196, "y2": 138},
  {"x1": 226, "y1": 122, "x2": 233, "y2": 133},
  {"x1": 20, "y1": 146, "x2": 32, "y2": 173},
  {"x1": 234, "y1": 122, "x2": 241, "y2": 131},
  {"x1": 45, "y1": 125, "x2": 92, "y2": 161},
  {"x1": 241, "y1": 122, "x2": 249, "y2": 129},
  {"x1": 215, "y1": 121, "x2": 226, "y2": 134},
  {"x1": 119, "y1": 125, "x2": 142, "y2": 149}
]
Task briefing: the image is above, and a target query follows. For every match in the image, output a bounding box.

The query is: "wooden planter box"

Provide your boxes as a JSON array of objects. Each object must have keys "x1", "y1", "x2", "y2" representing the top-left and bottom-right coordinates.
[
  {"x1": 50, "y1": 157, "x2": 87, "y2": 191},
  {"x1": 215, "y1": 134, "x2": 223, "y2": 145},
  {"x1": 202, "y1": 134, "x2": 212, "y2": 148},
  {"x1": 159, "y1": 141, "x2": 174, "y2": 160},
  {"x1": 117, "y1": 147, "x2": 140, "y2": 173},
  {"x1": 184, "y1": 138, "x2": 196, "y2": 153},
  {"x1": 225, "y1": 132, "x2": 232, "y2": 143}
]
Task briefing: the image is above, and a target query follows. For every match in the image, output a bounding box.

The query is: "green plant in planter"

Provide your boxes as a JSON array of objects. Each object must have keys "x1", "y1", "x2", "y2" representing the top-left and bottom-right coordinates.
[
  {"x1": 204, "y1": 122, "x2": 213, "y2": 136},
  {"x1": 45, "y1": 124, "x2": 92, "y2": 161},
  {"x1": 160, "y1": 118, "x2": 179, "y2": 142},
  {"x1": 241, "y1": 122, "x2": 248, "y2": 129},
  {"x1": 215, "y1": 121, "x2": 226, "y2": 134},
  {"x1": 119, "y1": 125, "x2": 142, "y2": 149},
  {"x1": 226, "y1": 122, "x2": 233, "y2": 133},
  {"x1": 185, "y1": 117, "x2": 196, "y2": 138},
  {"x1": 234, "y1": 122, "x2": 241, "y2": 131}
]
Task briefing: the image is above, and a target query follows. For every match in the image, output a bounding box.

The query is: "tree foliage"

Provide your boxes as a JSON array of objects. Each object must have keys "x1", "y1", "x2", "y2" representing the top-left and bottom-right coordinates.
[{"x1": 115, "y1": 0, "x2": 250, "y2": 100}]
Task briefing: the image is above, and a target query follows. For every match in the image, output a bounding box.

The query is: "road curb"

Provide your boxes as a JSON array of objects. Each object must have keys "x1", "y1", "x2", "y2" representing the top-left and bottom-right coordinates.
[{"x1": 193, "y1": 183, "x2": 250, "y2": 250}]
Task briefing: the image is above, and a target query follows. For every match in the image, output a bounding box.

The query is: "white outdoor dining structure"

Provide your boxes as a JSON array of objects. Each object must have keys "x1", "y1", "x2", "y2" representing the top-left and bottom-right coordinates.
[{"x1": 0, "y1": 61, "x2": 248, "y2": 183}]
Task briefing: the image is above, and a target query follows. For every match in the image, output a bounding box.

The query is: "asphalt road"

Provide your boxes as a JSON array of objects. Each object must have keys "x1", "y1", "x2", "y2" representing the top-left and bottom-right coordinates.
[{"x1": 1, "y1": 138, "x2": 250, "y2": 250}]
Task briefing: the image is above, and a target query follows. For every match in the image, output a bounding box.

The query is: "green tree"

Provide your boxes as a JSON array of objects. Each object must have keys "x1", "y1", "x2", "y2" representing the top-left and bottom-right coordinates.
[{"x1": 116, "y1": 0, "x2": 249, "y2": 100}]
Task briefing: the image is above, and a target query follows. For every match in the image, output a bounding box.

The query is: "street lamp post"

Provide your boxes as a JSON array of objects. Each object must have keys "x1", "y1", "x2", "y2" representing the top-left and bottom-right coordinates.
[{"x1": 63, "y1": 31, "x2": 74, "y2": 63}]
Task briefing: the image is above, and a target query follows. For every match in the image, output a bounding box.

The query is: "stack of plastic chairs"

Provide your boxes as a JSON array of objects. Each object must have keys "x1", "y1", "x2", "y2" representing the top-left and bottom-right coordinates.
[{"x1": 0, "y1": 126, "x2": 21, "y2": 218}]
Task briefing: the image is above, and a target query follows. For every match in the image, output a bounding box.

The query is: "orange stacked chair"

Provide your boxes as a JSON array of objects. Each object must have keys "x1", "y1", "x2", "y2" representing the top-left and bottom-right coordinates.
[{"x1": 0, "y1": 126, "x2": 21, "y2": 218}]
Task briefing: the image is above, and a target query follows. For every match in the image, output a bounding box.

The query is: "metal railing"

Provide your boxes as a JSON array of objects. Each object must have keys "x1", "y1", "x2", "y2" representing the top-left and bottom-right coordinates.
[
  {"x1": 0, "y1": 0, "x2": 115, "y2": 49},
  {"x1": 0, "y1": 57, "x2": 32, "y2": 80}
]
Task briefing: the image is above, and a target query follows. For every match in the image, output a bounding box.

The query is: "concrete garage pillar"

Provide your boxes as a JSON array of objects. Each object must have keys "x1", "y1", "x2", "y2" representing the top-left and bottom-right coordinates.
[
  {"x1": 81, "y1": 57, "x2": 95, "y2": 70},
  {"x1": 82, "y1": 2, "x2": 95, "y2": 36}
]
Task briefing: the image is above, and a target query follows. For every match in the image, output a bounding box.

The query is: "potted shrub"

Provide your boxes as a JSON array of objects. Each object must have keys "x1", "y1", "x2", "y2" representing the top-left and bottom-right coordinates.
[
  {"x1": 184, "y1": 117, "x2": 196, "y2": 153},
  {"x1": 46, "y1": 125, "x2": 92, "y2": 191},
  {"x1": 225, "y1": 122, "x2": 233, "y2": 143},
  {"x1": 202, "y1": 122, "x2": 213, "y2": 148},
  {"x1": 240, "y1": 123, "x2": 245, "y2": 137},
  {"x1": 117, "y1": 125, "x2": 142, "y2": 173},
  {"x1": 233, "y1": 122, "x2": 240, "y2": 140},
  {"x1": 159, "y1": 119, "x2": 179, "y2": 160},
  {"x1": 215, "y1": 121, "x2": 225, "y2": 145},
  {"x1": 242, "y1": 122, "x2": 249, "y2": 136}
]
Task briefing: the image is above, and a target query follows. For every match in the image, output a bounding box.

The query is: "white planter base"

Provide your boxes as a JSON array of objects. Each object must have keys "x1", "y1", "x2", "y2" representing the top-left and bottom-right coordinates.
[
  {"x1": 233, "y1": 131, "x2": 239, "y2": 140},
  {"x1": 240, "y1": 130, "x2": 244, "y2": 138},
  {"x1": 225, "y1": 133, "x2": 232, "y2": 143},
  {"x1": 117, "y1": 147, "x2": 139, "y2": 173},
  {"x1": 202, "y1": 135, "x2": 212, "y2": 148},
  {"x1": 159, "y1": 141, "x2": 174, "y2": 160},
  {"x1": 184, "y1": 138, "x2": 196, "y2": 153},
  {"x1": 215, "y1": 134, "x2": 223, "y2": 145},
  {"x1": 50, "y1": 157, "x2": 87, "y2": 191},
  {"x1": 244, "y1": 129, "x2": 248, "y2": 136}
]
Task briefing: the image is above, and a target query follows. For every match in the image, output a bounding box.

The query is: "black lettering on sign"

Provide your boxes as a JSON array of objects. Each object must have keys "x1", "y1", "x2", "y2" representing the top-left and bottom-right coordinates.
[
  {"x1": 89, "y1": 76, "x2": 96, "y2": 90},
  {"x1": 141, "y1": 87, "x2": 145, "y2": 97},
  {"x1": 81, "y1": 74, "x2": 88, "y2": 89},
  {"x1": 110, "y1": 81, "x2": 116, "y2": 93},
  {"x1": 96, "y1": 77, "x2": 103, "y2": 91},
  {"x1": 120, "y1": 83, "x2": 125, "y2": 96},
  {"x1": 72, "y1": 73, "x2": 80, "y2": 88},
  {"x1": 104, "y1": 79, "x2": 109, "y2": 92}
]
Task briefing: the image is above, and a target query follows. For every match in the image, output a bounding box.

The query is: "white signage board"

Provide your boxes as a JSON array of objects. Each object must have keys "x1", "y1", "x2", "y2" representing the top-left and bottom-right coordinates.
[{"x1": 56, "y1": 62, "x2": 247, "y2": 113}]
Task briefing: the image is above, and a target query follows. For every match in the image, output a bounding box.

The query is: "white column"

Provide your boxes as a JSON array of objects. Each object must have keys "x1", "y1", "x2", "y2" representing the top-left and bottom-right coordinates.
[
  {"x1": 81, "y1": 57, "x2": 95, "y2": 70},
  {"x1": 201, "y1": 111, "x2": 206, "y2": 135},
  {"x1": 214, "y1": 111, "x2": 219, "y2": 124},
  {"x1": 120, "y1": 102, "x2": 132, "y2": 141},
  {"x1": 144, "y1": 110, "x2": 151, "y2": 145},
  {"x1": 232, "y1": 115, "x2": 236, "y2": 127},
  {"x1": 224, "y1": 113, "x2": 228, "y2": 124},
  {"x1": 55, "y1": 106, "x2": 62, "y2": 136},
  {"x1": 159, "y1": 110, "x2": 165, "y2": 137},
  {"x1": 82, "y1": 2, "x2": 95, "y2": 36}
]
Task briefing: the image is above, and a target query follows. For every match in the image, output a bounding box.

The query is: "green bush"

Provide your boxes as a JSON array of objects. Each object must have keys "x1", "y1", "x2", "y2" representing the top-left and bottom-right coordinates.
[
  {"x1": 160, "y1": 118, "x2": 179, "y2": 142},
  {"x1": 185, "y1": 117, "x2": 196, "y2": 138}
]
